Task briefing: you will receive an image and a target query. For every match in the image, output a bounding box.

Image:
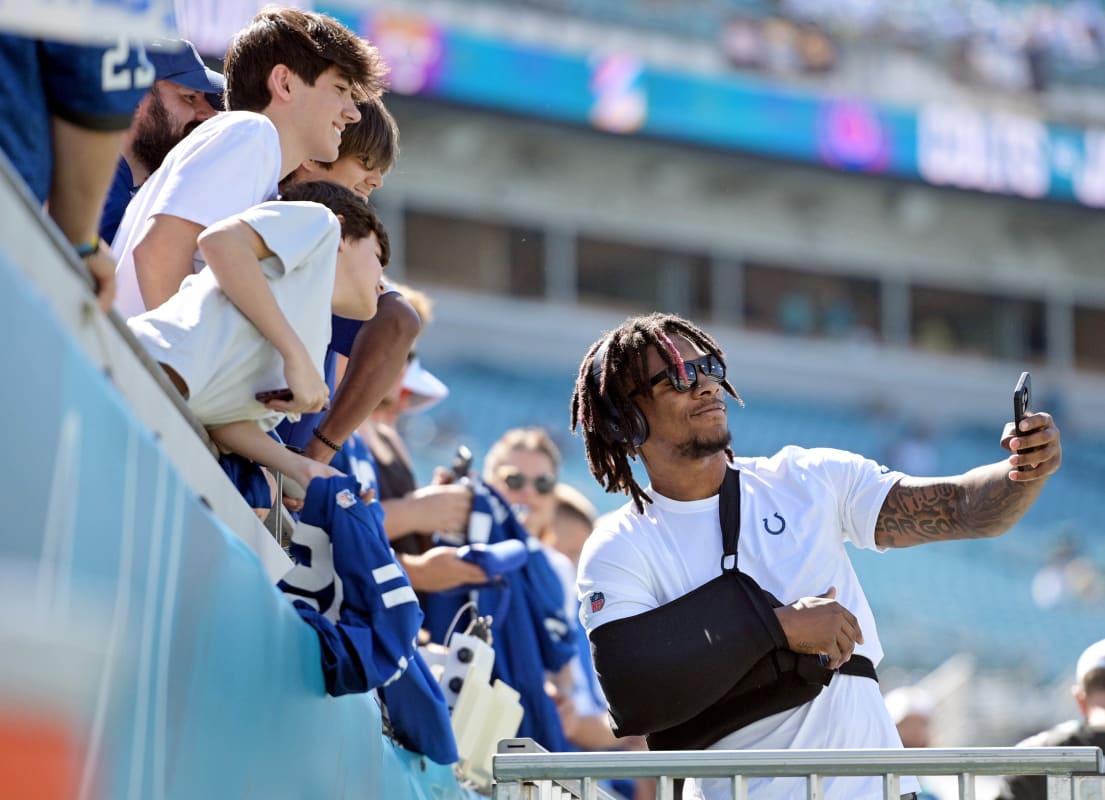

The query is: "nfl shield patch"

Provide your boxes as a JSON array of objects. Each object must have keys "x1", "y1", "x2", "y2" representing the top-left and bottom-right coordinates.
[
  {"x1": 336, "y1": 489, "x2": 358, "y2": 509},
  {"x1": 590, "y1": 592, "x2": 605, "y2": 613}
]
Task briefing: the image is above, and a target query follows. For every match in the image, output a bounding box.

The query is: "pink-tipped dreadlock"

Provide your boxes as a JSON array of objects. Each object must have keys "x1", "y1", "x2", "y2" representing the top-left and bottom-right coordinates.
[{"x1": 656, "y1": 330, "x2": 689, "y2": 386}]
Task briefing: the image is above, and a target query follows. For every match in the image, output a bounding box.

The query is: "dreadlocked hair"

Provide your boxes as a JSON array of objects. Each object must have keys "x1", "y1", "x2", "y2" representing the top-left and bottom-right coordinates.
[{"x1": 570, "y1": 312, "x2": 742, "y2": 514}]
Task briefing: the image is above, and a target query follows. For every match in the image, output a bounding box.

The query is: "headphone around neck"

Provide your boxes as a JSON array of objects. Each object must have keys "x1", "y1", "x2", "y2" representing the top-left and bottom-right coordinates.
[{"x1": 589, "y1": 336, "x2": 649, "y2": 448}]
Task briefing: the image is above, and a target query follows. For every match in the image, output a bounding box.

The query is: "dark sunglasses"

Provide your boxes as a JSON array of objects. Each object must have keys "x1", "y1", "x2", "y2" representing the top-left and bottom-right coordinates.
[
  {"x1": 501, "y1": 470, "x2": 557, "y2": 495},
  {"x1": 647, "y1": 354, "x2": 726, "y2": 393}
]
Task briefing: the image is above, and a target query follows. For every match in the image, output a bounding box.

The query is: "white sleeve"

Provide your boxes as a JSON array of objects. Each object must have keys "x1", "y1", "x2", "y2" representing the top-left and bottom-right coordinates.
[
  {"x1": 147, "y1": 115, "x2": 282, "y2": 229},
  {"x1": 236, "y1": 202, "x2": 342, "y2": 279},
  {"x1": 808, "y1": 447, "x2": 903, "y2": 552},
  {"x1": 576, "y1": 526, "x2": 661, "y2": 633}
]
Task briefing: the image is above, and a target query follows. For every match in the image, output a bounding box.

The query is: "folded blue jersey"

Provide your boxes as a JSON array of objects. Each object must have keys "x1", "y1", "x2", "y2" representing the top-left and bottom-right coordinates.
[
  {"x1": 378, "y1": 653, "x2": 456, "y2": 765},
  {"x1": 422, "y1": 479, "x2": 576, "y2": 751},
  {"x1": 455, "y1": 539, "x2": 528, "y2": 585},
  {"x1": 277, "y1": 475, "x2": 457, "y2": 764}
]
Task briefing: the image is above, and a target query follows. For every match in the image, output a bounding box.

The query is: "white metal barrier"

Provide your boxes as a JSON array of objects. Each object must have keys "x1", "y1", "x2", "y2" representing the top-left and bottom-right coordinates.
[{"x1": 492, "y1": 739, "x2": 1105, "y2": 800}]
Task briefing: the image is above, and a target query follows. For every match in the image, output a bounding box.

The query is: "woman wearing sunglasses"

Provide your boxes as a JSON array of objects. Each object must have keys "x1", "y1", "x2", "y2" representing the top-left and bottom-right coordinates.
[
  {"x1": 484, "y1": 427, "x2": 562, "y2": 540},
  {"x1": 482, "y1": 429, "x2": 601, "y2": 748}
]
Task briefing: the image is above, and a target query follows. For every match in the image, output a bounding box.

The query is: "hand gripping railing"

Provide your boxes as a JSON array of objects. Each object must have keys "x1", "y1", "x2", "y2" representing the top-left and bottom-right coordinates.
[{"x1": 492, "y1": 738, "x2": 1105, "y2": 800}]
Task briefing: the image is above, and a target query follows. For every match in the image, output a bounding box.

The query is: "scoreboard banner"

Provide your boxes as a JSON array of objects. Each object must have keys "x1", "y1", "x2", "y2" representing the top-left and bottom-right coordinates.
[{"x1": 321, "y1": 3, "x2": 1105, "y2": 208}]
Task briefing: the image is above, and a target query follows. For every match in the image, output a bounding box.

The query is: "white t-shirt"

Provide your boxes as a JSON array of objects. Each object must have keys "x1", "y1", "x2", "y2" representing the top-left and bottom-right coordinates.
[
  {"x1": 577, "y1": 446, "x2": 919, "y2": 800},
  {"x1": 113, "y1": 111, "x2": 283, "y2": 319},
  {"x1": 127, "y1": 201, "x2": 339, "y2": 431}
]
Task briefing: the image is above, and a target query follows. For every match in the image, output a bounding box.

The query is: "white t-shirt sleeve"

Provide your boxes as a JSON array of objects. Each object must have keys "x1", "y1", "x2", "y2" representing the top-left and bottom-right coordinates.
[
  {"x1": 146, "y1": 114, "x2": 282, "y2": 229},
  {"x1": 236, "y1": 201, "x2": 341, "y2": 280},
  {"x1": 576, "y1": 523, "x2": 661, "y2": 633},
  {"x1": 807, "y1": 447, "x2": 903, "y2": 551}
]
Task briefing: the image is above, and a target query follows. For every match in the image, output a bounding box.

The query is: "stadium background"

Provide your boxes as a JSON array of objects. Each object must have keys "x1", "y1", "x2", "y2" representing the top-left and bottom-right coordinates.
[{"x1": 5, "y1": 0, "x2": 1104, "y2": 767}]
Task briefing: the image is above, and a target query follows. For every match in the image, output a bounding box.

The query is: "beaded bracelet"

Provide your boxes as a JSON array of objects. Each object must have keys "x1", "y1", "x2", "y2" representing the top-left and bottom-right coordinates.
[{"x1": 312, "y1": 427, "x2": 341, "y2": 452}]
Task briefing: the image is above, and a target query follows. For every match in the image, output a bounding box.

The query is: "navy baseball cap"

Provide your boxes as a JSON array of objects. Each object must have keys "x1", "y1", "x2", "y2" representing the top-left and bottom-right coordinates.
[{"x1": 146, "y1": 39, "x2": 225, "y2": 105}]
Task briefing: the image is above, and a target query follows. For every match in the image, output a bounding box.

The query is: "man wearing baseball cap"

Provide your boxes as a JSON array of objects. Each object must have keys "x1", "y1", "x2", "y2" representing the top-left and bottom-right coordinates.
[
  {"x1": 995, "y1": 638, "x2": 1105, "y2": 799},
  {"x1": 100, "y1": 39, "x2": 224, "y2": 244}
]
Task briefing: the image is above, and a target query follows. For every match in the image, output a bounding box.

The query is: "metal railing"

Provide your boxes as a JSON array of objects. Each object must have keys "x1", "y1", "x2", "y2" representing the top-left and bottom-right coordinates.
[{"x1": 492, "y1": 739, "x2": 1105, "y2": 800}]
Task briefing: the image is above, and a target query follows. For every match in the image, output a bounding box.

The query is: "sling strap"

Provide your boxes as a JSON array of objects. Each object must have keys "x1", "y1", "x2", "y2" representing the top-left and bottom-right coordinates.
[{"x1": 719, "y1": 465, "x2": 877, "y2": 695}]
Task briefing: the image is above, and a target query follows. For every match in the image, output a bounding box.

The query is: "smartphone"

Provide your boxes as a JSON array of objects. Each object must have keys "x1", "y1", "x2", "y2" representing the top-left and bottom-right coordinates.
[
  {"x1": 1013, "y1": 372, "x2": 1031, "y2": 471},
  {"x1": 1013, "y1": 372, "x2": 1032, "y2": 430},
  {"x1": 451, "y1": 445, "x2": 473, "y2": 481},
  {"x1": 255, "y1": 388, "x2": 294, "y2": 403}
]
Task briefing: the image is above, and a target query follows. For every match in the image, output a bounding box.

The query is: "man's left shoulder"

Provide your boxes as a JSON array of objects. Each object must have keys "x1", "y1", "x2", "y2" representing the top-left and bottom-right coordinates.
[
  {"x1": 733, "y1": 445, "x2": 852, "y2": 477},
  {"x1": 785, "y1": 445, "x2": 897, "y2": 482}
]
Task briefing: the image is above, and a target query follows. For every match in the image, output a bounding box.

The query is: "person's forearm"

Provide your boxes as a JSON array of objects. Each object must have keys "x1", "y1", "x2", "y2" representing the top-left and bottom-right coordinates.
[
  {"x1": 306, "y1": 292, "x2": 420, "y2": 463},
  {"x1": 47, "y1": 118, "x2": 124, "y2": 246},
  {"x1": 956, "y1": 460, "x2": 1047, "y2": 536},
  {"x1": 209, "y1": 420, "x2": 338, "y2": 492},
  {"x1": 877, "y1": 412, "x2": 1060, "y2": 548},
  {"x1": 379, "y1": 496, "x2": 422, "y2": 540},
  {"x1": 199, "y1": 223, "x2": 306, "y2": 360},
  {"x1": 209, "y1": 420, "x2": 299, "y2": 476},
  {"x1": 877, "y1": 462, "x2": 1045, "y2": 548}
]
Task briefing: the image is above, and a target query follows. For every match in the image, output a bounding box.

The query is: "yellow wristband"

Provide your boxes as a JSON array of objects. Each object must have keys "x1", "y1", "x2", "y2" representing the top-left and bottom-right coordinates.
[{"x1": 74, "y1": 236, "x2": 100, "y2": 258}]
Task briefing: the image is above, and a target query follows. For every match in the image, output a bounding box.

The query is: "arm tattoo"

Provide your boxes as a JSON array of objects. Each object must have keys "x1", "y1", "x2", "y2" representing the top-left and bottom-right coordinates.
[{"x1": 875, "y1": 463, "x2": 1043, "y2": 548}]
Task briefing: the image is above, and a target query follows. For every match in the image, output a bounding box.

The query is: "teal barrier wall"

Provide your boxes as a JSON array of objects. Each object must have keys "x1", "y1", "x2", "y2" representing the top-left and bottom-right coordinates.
[{"x1": 0, "y1": 252, "x2": 470, "y2": 799}]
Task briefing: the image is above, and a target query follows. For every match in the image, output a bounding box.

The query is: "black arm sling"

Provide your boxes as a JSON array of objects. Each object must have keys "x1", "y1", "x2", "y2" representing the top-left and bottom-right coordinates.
[{"x1": 589, "y1": 467, "x2": 877, "y2": 751}]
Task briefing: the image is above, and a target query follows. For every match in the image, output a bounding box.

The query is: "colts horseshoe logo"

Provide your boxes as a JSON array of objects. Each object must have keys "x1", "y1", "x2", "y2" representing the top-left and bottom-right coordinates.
[{"x1": 762, "y1": 513, "x2": 786, "y2": 535}]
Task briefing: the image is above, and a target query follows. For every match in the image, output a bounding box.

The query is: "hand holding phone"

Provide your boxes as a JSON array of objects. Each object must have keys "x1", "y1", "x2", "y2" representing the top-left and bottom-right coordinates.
[
  {"x1": 256, "y1": 388, "x2": 294, "y2": 404},
  {"x1": 451, "y1": 445, "x2": 473, "y2": 482}
]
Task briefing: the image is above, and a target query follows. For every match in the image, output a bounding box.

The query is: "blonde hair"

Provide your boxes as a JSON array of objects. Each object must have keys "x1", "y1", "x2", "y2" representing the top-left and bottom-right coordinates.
[
  {"x1": 388, "y1": 279, "x2": 433, "y2": 325},
  {"x1": 483, "y1": 427, "x2": 561, "y2": 480}
]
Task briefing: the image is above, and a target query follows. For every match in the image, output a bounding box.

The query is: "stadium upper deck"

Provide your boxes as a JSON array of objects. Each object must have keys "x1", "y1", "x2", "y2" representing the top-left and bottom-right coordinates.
[{"x1": 472, "y1": 0, "x2": 1105, "y2": 93}]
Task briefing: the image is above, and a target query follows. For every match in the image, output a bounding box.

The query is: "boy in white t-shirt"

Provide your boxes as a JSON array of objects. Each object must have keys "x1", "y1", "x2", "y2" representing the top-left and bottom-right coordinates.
[
  {"x1": 128, "y1": 181, "x2": 388, "y2": 492},
  {"x1": 274, "y1": 94, "x2": 423, "y2": 466},
  {"x1": 112, "y1": 7, "x2": 386, "y2": 319}
]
